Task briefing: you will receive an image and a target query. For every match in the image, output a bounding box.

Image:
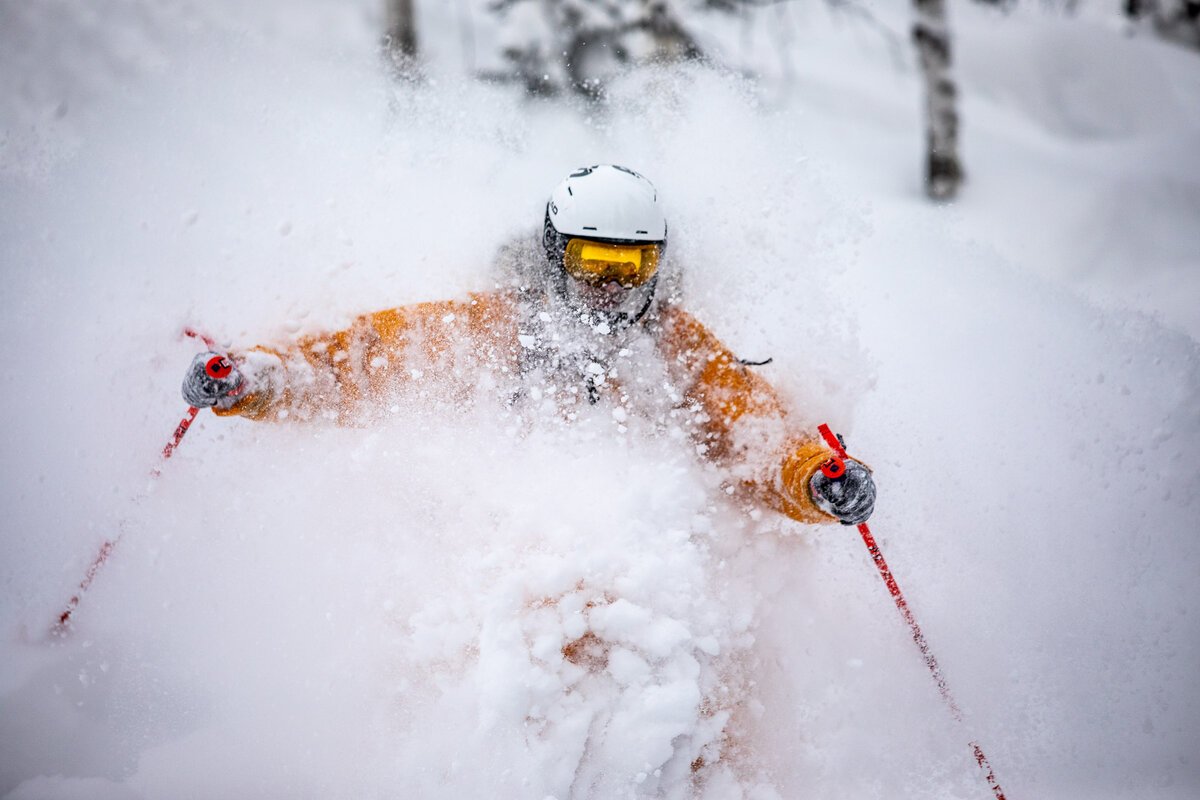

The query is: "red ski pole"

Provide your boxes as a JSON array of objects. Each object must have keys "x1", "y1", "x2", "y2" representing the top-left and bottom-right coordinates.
[
  {"x1": 818, "y1": 423, "x2": 1008, "y2": 800},
  {"x1": 51, "y1": 329, "x2": 222, "y2": 637}
]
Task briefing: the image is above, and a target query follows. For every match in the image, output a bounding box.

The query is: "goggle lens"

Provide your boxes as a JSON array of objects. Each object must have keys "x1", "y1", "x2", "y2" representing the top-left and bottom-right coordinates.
[{"x1": 564, "y1": 239, "x2": 660, "y2": 287}]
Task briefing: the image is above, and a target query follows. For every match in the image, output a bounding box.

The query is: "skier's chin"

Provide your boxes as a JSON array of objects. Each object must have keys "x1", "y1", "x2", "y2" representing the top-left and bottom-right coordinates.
[
  {"x1": 560, "y1": 276, "x2": 655, "y2": 332},
  {"x1": 575, "y1": 281, "x2": 637, "y2": 311}
]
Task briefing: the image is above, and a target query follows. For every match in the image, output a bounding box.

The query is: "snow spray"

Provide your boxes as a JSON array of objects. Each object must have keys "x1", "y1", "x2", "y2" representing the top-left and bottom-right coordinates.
[
  {"x1": 818, "y1": 424, "x2": 1009, "y2": 800},
  {"x1": 51, "y1": 329, "x2": 217, "y2": 637}
]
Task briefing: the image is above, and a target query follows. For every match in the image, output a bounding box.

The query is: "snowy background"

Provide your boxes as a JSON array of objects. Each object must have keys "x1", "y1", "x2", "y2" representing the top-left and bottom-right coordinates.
[{"x1": 1, "y1": 1, "x2": 1198, "y2": 798}]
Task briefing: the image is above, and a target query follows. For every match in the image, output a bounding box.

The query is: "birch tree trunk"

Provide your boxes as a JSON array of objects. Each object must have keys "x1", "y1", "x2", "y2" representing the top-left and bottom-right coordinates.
[
  {"x1": 384, "y1": 0, "x2": 419, "y2": 75},
  {"x1": 913, "y1": 0, "x2": 963, "y2": 200}
]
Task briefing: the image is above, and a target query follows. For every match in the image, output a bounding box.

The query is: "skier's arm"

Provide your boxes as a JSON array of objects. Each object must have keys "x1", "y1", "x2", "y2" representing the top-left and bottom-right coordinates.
[
  {"x1": 656, "y1": 305, "x2": 872, "y2": 525},
  {"x1": 197, "y1": 292, "x2": 520, "y2": 423}
]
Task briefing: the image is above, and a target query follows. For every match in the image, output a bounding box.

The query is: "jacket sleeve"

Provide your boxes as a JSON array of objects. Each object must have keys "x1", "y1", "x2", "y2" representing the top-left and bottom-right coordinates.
[
  {"x1": 214, "y1": 291, "x2": 521, "y2": 424},
  {"x1": 655, "y1": 304, "x2": 840, "y2": 525}
]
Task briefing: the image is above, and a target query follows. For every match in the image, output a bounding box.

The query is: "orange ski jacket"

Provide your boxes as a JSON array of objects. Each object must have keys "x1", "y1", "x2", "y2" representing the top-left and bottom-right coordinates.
[{"x1": 215, "y1": 290, "x2": 843, "y2": 525}]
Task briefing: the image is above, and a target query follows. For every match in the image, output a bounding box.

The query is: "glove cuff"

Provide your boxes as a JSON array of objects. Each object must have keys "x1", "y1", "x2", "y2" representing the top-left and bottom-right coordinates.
[{"x1": 778, "y1": 441, "x2": 843, "y2": 524}]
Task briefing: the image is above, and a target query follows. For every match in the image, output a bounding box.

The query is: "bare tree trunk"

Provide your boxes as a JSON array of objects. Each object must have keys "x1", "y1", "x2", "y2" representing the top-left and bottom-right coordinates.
[
  {"x1": 913, "y1": 0, "x2": 963, "y2": 201},
  {"x1": 384, "y1": 0, "x2": 419, "y2": 76}
]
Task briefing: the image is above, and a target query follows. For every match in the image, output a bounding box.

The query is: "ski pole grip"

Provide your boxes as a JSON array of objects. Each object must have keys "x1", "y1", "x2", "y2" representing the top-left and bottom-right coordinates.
[
  {"x1": 820, "y1": 457, "x2": 846, "y2": 479},
  {"x1": 817, "y1": 424, "x2": 849, "y2": 480},
  {"x1": 205, "y1": 355, "x2": 234, "y2": 379}
]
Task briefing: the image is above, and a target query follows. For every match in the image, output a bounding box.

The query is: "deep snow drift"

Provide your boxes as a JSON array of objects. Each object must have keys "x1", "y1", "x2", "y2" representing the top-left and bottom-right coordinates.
[{"x1": 1, "y1": 1, "x2": 1198, "y2": 798}]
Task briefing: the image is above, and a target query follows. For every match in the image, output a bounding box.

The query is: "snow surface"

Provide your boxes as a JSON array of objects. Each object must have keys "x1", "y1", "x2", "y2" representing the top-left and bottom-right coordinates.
[{"x1": 1, "y1": 1, "x2": 1198, "y2": 798}]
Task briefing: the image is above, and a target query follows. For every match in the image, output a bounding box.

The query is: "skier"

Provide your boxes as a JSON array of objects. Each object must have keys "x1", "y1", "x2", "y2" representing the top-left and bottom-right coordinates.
[{"x1": 181, "y1": 164, "x2": 874, "y2": 526}]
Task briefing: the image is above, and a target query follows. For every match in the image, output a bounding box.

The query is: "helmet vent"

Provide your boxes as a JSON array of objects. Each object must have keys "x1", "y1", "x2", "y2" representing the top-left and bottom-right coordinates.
[
  {"x1": 636, "y1": 230, "x2": 648, "y2": 234},
  {"x1": 582, "y1": 226, "x2": 597, "y2": 231}
]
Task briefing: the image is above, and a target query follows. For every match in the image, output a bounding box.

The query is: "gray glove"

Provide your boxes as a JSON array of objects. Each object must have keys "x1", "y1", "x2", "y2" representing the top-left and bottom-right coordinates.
[
  {"x1": 810, "y1": 456, "x2": 876, "y2": 525},
  {"x1": 182, "y1": 352, "x2": 244, "y2": 408}
]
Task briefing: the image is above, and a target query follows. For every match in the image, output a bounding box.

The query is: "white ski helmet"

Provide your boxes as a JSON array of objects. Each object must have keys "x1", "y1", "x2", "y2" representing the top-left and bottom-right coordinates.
[
  {"x1": 542, "y1": 164, "x2": 668, "y2": 327},
  {"x1": 545, "y1": 164, "x2": 666, "y2": 243}
]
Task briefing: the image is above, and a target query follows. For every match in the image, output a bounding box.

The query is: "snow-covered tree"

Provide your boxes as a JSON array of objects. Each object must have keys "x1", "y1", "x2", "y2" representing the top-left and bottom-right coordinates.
[
  {"x1": 484, "y1": 0, "x2": 703, "y2": 97},
  {"x1": 1125, "y1": 0, "x2": 1200, "y2": 49}
]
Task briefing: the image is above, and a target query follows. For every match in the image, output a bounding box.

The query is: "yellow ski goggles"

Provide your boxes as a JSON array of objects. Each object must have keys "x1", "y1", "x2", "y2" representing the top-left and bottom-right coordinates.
[{"x1": 563, "y1": 238, "x2": 660, "y2": 288}]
